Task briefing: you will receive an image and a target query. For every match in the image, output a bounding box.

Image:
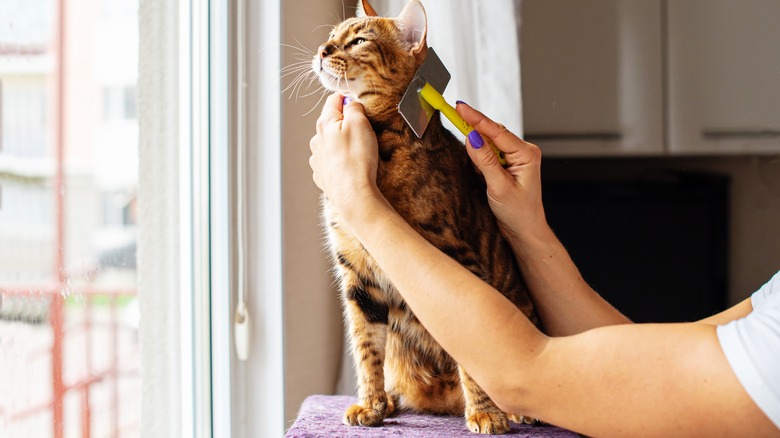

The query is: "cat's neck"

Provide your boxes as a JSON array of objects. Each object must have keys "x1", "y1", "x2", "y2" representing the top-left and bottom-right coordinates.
[
  {"x1": 363, "y1": 94, "x2": 438, "y2": 133},
  {"x1": 366, "y1": 110, "x2": 408, "y2": 134},
  {"x1": 362, "y1": 97, "x2": 401, "y2": 123},
  {"x1": 371, "y1": 110, "x2": 452, "y2": 164}
]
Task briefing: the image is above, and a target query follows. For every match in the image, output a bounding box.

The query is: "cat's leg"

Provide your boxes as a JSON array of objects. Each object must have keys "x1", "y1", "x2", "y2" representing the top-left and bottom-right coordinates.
[
  {"x1": 340, "y1": 269, "x2": 390, "y2": 427},
  {"x1": 458, "y1": 366, "x2": 511, "y2": 434},
  {"x1": 385, "y1": 392, "x2": 398, "y2": 417}
]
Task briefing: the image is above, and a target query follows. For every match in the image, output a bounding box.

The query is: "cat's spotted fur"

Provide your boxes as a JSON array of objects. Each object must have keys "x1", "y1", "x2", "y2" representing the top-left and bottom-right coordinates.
[{"x1": 313, "y1": 0, "x2": 540, "y2": 434}]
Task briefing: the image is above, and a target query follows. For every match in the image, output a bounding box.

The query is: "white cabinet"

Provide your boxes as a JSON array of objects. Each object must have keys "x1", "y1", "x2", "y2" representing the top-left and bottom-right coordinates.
[
  {"x1": 521, "y1": 0, "x2": 780, "y2": 156},
  {"x1": 521, "y1": 0, "x2": 663, "y2": 156},
  {"x1": 668, "y1": 0, "x2": 780, "y2": 154}
]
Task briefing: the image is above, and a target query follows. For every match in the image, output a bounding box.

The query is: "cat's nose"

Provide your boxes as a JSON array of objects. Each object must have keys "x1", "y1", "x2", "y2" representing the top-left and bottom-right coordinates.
[{"x1": 318, "y1": 44, "x2": 336, "y2": 59}]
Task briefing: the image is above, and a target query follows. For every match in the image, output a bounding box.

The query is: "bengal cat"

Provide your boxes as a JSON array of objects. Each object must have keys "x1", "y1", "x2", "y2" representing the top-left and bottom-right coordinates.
[{"x1": 312, "y1": 0, "x2": 541, "y2": 434}]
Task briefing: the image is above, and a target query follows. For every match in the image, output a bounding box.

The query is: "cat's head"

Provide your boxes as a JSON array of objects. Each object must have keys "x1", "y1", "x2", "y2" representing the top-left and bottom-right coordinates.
[{"x1": 312, "y1": 0, "x2": 428, "y2": 117}]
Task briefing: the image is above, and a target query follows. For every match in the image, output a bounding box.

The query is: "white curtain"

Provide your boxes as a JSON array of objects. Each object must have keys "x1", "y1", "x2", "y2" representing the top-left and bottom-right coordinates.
[{"x1": 378, "y1": 0, "x2": 524, "y2": 135}]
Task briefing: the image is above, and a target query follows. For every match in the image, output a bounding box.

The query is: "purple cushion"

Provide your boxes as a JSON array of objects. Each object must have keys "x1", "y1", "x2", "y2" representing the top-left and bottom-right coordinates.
[{"x1": 286, "y1": 395, "x2": 579, "y2": 437}]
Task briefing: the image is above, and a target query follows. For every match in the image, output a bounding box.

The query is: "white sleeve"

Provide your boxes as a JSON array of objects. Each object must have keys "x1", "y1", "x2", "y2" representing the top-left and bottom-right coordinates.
[
  {"x1": 716, "y1": 270, "x2": 780, "y2": 430},
  {"x1": 751, "y1": 270, "x2": 780, "y2": 310}
]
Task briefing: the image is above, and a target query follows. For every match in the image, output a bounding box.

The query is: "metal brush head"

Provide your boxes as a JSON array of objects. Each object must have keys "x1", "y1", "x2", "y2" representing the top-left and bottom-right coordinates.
[{"x1": 397, "y1": 48, "x2": 451, "y2": 138}]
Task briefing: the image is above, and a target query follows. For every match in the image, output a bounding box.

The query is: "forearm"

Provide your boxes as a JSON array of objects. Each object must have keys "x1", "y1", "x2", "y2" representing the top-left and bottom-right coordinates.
[
  {"x1": 342, "y1": 196, "x2": 774, "y2": 437},
  {"x1": 508, "y1": 226, "x2": 631, "y2": 336},
  {"x1": 342, "y1": 190, "x2": 548, "y2": 395},
  {"x1": 698, "y1": 297, "x2": 752, "y2": 325}
]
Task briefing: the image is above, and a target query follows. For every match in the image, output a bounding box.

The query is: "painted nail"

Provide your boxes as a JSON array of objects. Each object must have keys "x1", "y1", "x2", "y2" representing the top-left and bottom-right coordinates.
[
  {"x1": 455, "y1": 100, "x2": 467, "y2": 106},
  {"x1": 468, "y1": 130, "x2": 484, "y2": 149},
  {"x1": 343, "y1": 95, "x2": 353, "y2": 105}
]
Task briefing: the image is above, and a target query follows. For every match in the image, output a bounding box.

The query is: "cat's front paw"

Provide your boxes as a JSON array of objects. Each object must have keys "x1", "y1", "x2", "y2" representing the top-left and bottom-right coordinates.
[
  {"x1": 507, "y1": 413, "x2": 541, "y2": 425},
  {"x1": 466, "y1": 412, "x2": 510, "y2": 434},
  {"x1": 343, "y1": 400, "x2": 387, "y2": 427}
]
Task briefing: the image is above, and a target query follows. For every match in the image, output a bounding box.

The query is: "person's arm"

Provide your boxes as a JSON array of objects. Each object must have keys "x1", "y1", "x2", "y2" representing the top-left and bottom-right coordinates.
[
  {"x1": 310, "y1": 95, "x2": 777, "y2": 437},
  {"x1": 458, "y1": 103, "x2": 757, "y2": 333},
  {"x1": 698, "y1": 297, "x2": 753, "y2": 325},
  {"x1": 339, "y1": 192, "x2": 774, "y2": 437},
  {"x1": 456, "y1": 103, "x2": 631, "y2": 336},
  {"x1": 501, "y1": 219, "x2": 632, "y2": 335}
]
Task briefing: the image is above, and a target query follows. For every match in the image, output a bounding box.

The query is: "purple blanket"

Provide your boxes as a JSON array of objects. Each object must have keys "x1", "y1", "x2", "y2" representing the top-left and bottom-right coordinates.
[{"x1": 286, "y1": 395, "x2": 579, "y2": 437}]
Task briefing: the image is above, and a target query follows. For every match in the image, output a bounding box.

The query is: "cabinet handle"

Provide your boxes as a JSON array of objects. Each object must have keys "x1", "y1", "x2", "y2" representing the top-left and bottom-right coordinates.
[
  {"x1": 702, "y1": 129, "x2": 780, "y2": 140},
  {"x1": 525, "y1": 132, "x2": 622, "y2": 142}
]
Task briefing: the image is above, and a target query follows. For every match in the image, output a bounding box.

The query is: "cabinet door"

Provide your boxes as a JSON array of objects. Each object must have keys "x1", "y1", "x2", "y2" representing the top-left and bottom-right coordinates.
[
  {"x1": 668, "y1": 0, "x2": 780, "y2": 154},
  {"x1": 521, "y1": 0, "x2": 663, "y2": 156}
]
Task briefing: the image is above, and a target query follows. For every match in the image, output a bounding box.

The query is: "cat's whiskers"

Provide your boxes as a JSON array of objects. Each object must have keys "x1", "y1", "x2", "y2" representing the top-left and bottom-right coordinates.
[
  {"x1": 295, "y1": 76, "x2": 320, "y2": 102},
  {"x1": 282, "y1": 68, "x2": 317, "y2": 100},
  {"x1": 280, "y1": 37, "x2": 342, "y2": 106},
  {"x1": 290, "y1": 74, "x2": 328, "y2": 113},
  {"x1": 311, "y1": 23, "x2": 336, "y2": 34},
  {"x1": 327, "y1": 11, "x2": 342, "y2": 25},
  {"x1": 303, "y1": 88, "x2": 330, "y2": 117},
  {"x1": 279, "y1": 39, "x2": 321, "y2": 101},
  {"x1": 282, "y1": 49, "x2": 314, "y2": 64},
  {"x1": 280, "y1": 66, "x2": 312, "y2": 79},
  {"x1": 280, "y1": 62, "x2": 312, "y2": 78},
  {"x1": 342, "y1": 71, "x2": 353, "y2": 98},
  {"x1": 281, "y1": 39, "x2": 316, "y2": 56},
  {"x1": 282, "y1": 62, "x2": 328, "y2": 111},
  {"x1": 335, "y1": 72, "x2": 344, "y2": 97},
  {"x1": 299, "y1": 83, "x2": 327, "y2": 99},
  {"x1": 300, "y1": 70, "x2": 325, "y2": 96},
  {"x1": 280, "y1": 65, "x2": 310, "y2": 86},
  {"x1": 279, "y1": 69, "x2": 311, "y2": 82}
]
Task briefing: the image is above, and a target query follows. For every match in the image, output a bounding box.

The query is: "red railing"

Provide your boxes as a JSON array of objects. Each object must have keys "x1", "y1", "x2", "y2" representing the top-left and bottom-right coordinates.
[{"x1": 0, "y1": 285, "x2": 138, "y2": 437}]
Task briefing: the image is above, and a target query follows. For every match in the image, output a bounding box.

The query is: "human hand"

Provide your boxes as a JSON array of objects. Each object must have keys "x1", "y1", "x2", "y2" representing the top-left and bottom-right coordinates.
[
  {"x1": 455, "y1": 102, "x2": 548, "y2": 244},
  {"x1": 309, "y1": 93, "x2": 381, "y2": 215}
]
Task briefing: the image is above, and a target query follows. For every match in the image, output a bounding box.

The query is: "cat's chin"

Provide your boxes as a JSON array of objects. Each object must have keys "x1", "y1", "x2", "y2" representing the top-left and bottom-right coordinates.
[
  {"x1": 318, "y1": 81, "x2": 354, "y2": 101},
  {"x1": 316, "y1": 77, "x2": 339, "y2": 93}
]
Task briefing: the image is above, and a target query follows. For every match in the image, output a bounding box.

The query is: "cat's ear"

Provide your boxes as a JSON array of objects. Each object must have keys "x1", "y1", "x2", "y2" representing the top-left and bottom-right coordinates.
[
  {"x1": 356, "y1": 0, "x2": 378, "y2": 17},
  {"x1": 396, "y1": 0, "x2": 428, "y2": 61}
]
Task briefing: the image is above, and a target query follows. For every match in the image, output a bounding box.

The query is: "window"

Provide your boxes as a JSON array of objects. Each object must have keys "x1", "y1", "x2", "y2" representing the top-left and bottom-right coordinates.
[
  {"x1": 102, "y1": 86, "x2": 137, "y2": 121},
  {"x1": 1, "y1": 0, "x2": 285, "y2": 436},
  {"x1": 0, "y1": 0, "x2": 141, "y2": 436}
]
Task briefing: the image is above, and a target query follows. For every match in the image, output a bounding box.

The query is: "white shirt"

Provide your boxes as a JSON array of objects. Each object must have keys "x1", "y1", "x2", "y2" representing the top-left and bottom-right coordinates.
[{"x1": 717, "y1": 270, "x2": 780, "y2": 429}]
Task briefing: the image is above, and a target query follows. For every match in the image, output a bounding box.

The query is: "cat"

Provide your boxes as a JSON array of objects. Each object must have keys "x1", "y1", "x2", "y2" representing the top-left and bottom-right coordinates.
[{"x1": 312, "y1": 0, "x2": 541, "y2": 434}]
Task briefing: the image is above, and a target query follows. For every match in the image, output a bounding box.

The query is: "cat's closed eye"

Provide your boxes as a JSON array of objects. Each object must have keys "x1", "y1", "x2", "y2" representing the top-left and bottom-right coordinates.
[{"x1": 347, "y1": 37, "x2": 368, "y2": 48}]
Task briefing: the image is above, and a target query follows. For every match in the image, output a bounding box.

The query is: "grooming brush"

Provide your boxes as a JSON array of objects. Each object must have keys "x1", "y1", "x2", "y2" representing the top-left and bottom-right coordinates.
[{"x1": 397, "y1": 48, "x2": 507, "y2": 166}]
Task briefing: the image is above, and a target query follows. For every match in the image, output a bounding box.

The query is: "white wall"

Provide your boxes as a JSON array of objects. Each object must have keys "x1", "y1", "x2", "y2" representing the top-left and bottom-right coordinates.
[
  {"x1": 280, "y1": 0, "x2": 346, "y2": 426},
  {"x1": 137, "y1": 0, "x2": 182, "y2": 436}
]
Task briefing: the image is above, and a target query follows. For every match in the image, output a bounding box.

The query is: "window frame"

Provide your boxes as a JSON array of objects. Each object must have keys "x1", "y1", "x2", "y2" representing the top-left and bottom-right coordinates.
[{"x1": 180, "y1": 0, "x2": 284, "y2": 436}]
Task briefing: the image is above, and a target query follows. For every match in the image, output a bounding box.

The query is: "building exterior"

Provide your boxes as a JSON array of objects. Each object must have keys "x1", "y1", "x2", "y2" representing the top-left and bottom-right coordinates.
[{"x1": 1, "y1": 0, "x2": 140, "y2": 435}]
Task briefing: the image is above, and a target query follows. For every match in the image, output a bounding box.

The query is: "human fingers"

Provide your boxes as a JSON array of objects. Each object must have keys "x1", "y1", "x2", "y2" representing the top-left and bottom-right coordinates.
[
  {"x1": 463, "y1": 128, "x2": 515, "y2": 194},
  {"x1": 455, "y1": 101, "x2": 537, "y2": 162},
  {"x1": 450, "y1": 101, "x2": 518, "y2": 190},
  {"x1": 316, "y1": 93, "x2": 345, "y2": 133},
  {"x1": 341, "y1": 99, "x2": 373, "y2": 131}
]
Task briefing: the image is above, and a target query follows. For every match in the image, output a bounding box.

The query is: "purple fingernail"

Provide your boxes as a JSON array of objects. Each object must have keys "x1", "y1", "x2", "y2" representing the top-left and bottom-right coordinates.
[
  {"x1": 456, "y1": 100, "x2": 467, "y2": 106},
  {"x1": 468, "y1": 130, "x2": 484, "y2": 149},
  {"x1": 342, "y1": 96, "x2": 353, "y2": 105}
]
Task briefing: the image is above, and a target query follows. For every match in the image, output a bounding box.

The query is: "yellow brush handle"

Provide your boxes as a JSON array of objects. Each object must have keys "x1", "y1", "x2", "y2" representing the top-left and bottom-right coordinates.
[{"x1": 419, "y1": 83, "x2": 507, "y2": 166}]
